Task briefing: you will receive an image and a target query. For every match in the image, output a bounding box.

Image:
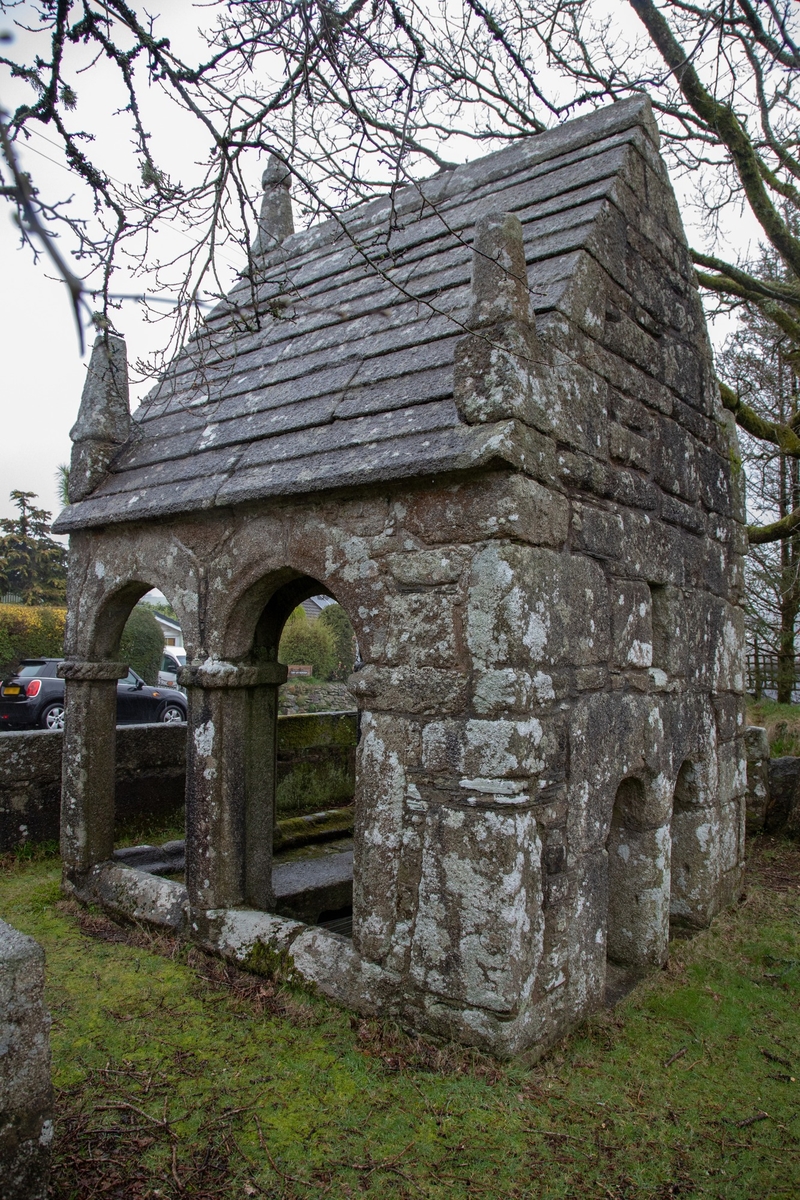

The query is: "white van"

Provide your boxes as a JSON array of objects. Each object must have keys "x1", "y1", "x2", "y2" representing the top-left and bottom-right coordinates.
[{"x1": 158, "y1": 647, "x2": 187, "y2": 690}]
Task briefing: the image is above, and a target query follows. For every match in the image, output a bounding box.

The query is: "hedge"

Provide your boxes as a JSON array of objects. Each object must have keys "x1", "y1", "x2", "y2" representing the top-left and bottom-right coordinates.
[
  {"x1": 0, "y1": 604, "x2": 66, "y2": 675},
  {"x1": 120, "y1": 606, "x2": 164, "y2": 685},
  {"x1": 278, "y1": 607, "x2": 336, "y2": 680},
  {"x1": 317, "y1": 603, "x2": 356, "y2": 680}
]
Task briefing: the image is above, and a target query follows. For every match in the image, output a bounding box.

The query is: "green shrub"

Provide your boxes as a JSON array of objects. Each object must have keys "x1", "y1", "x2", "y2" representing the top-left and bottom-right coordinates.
[
  {"x1": 278, "y1": 607, "x2": 336, "y2": 680},
  {"x1": 0, "y1": 604, "x2": 66, "y2": 675},
  {"x1": 120, "y1": 605, "x2": 164, "y2": 685},
  {"x1": 318, "y1": 603, "x2": 356, "y2": 680}
]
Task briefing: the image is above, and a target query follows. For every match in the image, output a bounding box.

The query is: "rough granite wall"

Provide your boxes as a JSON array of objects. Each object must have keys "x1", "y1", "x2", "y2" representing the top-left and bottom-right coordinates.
[
  {"x1": 0, "y1": 724, "x2": 186, "y2": 850},
  {"x1": 0, "y1": 920, "x2": 52, "y2": 1200},
  {"x1": 54, "y1": 97, "x2": 747, "y2": 1056},
  {"x1": 0, "y1": 713, "x2": 356, "y2": 851}
]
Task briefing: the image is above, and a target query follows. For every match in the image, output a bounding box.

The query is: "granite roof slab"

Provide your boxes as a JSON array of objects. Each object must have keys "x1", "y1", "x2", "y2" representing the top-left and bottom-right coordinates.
[{"x1": 55, "y1": 96, "x2": 663, "y2": 533}]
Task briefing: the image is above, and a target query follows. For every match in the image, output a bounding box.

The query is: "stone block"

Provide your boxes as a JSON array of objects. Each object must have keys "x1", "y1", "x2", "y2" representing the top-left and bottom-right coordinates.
[
  {"x1": 670, "y1": 804, "x2": 722, "y2": 928},
  {"x1": 571, "y1": 503, "x2": 624, "y2": 561},
  {"x1": 607, "y1": 818, "x2": 671, "y2": 968},
  {"x1": 274, "y1": 851, "x2": 353, "y2": 924},
  {"x1": 0, "y1": 921, "x2": 52, "y2": 1200},
  {"x1": 713, "y1": 694, "x2": 745, "y2": 743},
  {"x1": 650, "y1": 584, "x2": 688, "y2": 678},
  {"x1": 744, "y1": 726, "x2": 770, "y2": 833},
  {"x1": 94, "y1": 864, "x2": 189, "y2": 931},
  {"x1": 470, "y1": 666, "x2": 564, "y2": 715},
  {"x1": 609, "y1": 580, "x2": 653, "y2": 669},
  {"x1": 652, "y1": 416, "x2": 699, "y2": 502},
  {"x1": 408, "y1": 801, "x2": 544, "y2": 1013},
  {"x1": 696, "y1": 442, "x2": 733, "y2": 518},
  {"x1": 717, "y1": 738, "x2": 747, "y2": 807},
  {"x1": 707, "y1": 599, "x2": 746, "y2": 694},
  {"x1": 466, "y1": 543, "x2": 609, "y2": 670},
  {"x1": 609, "y1": 422, "x2": 651, "y2": 472},
  {"x1": 353, "y1": 713, "x2": 410, "y2": 962},
  {"x1": 348, "y1": 664, "x2": 468, "y2": 715},
  {"x1": 421, "y1": 717, "x2": 548, "y2": 782},
  {"x1": 766, "y1": 757, "x2": 800, "y2": 836},
  {"x1": 382, "y1": 588, "x2": 464, "y2": 669},
  {"x1": 532, "y1": 346, "x2": 609, "y2": 459},
  {"x1": 385, "y1": 548, "x2": 467, "y2": 586},
  {"x1": 402, "y1": 471, "x2": 566, "y2": 547}
]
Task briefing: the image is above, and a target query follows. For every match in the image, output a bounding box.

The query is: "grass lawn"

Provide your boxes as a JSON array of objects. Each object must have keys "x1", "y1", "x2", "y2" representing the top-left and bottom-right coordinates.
[
  {"x1": 747, "y1": 699, "x2": 800, "y2": 756},
  {"x1": 1, "y1": 838, "x2": 798, "y2": 1199}
]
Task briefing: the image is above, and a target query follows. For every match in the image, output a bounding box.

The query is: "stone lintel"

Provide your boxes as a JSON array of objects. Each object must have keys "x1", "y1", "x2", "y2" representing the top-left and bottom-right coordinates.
[{"x1": 179, "y1": 661, "x2": 288, "y2": 689}]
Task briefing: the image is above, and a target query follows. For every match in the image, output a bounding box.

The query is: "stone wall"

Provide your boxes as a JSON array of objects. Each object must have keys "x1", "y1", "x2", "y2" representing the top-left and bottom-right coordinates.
[
  {"x1": 0, "y1": 921, "x2": 52, "y2": 1199},
  {"x1": 0, "y1": 723, "x2": 186, "y2": 851},
  {"x1": 745, "y1": 727, "x2": 800, "y2": 839},
  {"x1": 0, "y1": 712, "x2": 357, "y2": 851}
]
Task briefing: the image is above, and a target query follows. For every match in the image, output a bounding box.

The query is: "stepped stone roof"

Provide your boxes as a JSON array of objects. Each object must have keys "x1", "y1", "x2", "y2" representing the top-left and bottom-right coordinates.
[{"x1": 57, "y1": 96, "x2": 666, "y2": 532}]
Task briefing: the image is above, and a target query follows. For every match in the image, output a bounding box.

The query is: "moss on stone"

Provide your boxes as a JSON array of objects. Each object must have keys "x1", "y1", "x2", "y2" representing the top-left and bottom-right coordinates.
[{"x1": 277, "y1": 711, "x2": 357, "y2": 751}]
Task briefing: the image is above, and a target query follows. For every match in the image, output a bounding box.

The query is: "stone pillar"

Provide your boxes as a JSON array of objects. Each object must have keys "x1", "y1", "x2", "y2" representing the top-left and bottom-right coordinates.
[
  {"x1": 181, "y1": 661, "x2": 287, "y2": 914},
  {"x1": 669, "y1": 756, "x2": 723, "y2": 929},
  {"x1": 607, "y1": 778, "x2": 672, "y2": 970},
  {"x1": 253, "y1": 155, "x2": 294, "y2": 254},
  {"x1": 744, "y1": 726, "x2": 770, "y2": 833},
  {"x1": 607, "y1": 822, "x2": 672, "y2": 968},
  {"x1": 58, "y1": 660, "x2": 127, "y2": 891},
  {"x1": 0, "y1": 920, "x2": 52, "y2": 1200}
]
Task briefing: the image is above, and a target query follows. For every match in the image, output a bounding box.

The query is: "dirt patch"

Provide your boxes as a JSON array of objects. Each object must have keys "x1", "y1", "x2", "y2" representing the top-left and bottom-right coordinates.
[{"x1": 747, "y1": 834, "x2": 800, "y2": 894}]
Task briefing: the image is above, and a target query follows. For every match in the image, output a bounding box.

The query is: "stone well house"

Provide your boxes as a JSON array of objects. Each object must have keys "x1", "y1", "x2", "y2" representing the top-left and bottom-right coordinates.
[{"x1": 54, "y1": 96, "x2": 746, "y2": 1057}]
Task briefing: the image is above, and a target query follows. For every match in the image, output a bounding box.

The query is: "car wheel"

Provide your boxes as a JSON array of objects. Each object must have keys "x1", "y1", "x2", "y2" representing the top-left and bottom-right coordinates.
[
  {"x1": 40, "y1": 702, "x2": 65, "y2": 731},
  {"x1": 160, "y1": 703, "x2": 186, "y2": 724}
]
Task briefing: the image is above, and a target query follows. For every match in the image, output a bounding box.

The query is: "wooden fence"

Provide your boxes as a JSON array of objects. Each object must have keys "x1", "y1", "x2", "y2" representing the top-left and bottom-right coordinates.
[{"x1": 747, "y1": 648, "x2": 800, "y2": 698}]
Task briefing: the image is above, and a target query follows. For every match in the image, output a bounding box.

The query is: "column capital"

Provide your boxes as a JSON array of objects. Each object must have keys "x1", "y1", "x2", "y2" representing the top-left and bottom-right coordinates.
[
  {"x1": 58, "y1": 660, "x2": 128, "y2": 681},
  {"x1": 179, "y1": 660, "x2": 288, "y2": 689}
]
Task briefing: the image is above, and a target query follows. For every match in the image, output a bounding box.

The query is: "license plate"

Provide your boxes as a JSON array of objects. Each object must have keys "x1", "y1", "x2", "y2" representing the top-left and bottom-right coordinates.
[{"x1": 2, "y1": 686, "x2": 20, "y2": 695}]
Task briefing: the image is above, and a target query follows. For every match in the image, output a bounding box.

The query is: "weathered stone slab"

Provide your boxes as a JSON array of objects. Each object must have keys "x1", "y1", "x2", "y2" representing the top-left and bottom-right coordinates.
[
  {"x1": 744, "y1": 726, "x2": 770, "y2": 833},
  {"x1": 273, "y1": 852, "x2": 353, "y2": 924},
  {"x1": 0, "y1": 921, "x2": 52, "y2": 1200},
  {"x1": 767, "y1": 756, "x2": 800, "y2": 837}
]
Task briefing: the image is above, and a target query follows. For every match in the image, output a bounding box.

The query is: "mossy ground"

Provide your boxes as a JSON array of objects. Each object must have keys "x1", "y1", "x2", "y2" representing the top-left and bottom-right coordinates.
[
  {"x1": 1, "y1": 838, "x2": 799, "y2": 1199},
  {"x1": 747, "y1": 699, "x2": 800, "y2": 756}
]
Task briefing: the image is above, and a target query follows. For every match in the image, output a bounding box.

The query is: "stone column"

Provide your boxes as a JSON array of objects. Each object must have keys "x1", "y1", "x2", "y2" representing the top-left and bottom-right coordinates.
[
  {"x1": 606, "y1": 777, "x2": 672, "y2": 970},
  {"x1": 58, "y1": 660, "x2": 127, "y2": 892},
  {"x1": 607, "y1": 822, "x2": 672, "y2": 968},
  {"x1": 744, "y1": 725, "x2": 770, "y2": 834},
  {"x1": 181, "y1": 661, "x2": 287, "y2": 914}
]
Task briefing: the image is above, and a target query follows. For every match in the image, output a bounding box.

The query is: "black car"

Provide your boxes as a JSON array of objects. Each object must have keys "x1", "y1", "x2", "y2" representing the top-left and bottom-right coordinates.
[{"x1": 0, "y1": 658, "x2": 188, "y2": 731}]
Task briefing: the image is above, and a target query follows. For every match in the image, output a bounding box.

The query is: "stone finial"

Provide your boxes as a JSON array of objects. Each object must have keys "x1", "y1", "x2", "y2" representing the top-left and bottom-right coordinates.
[
  {"x1": 453, "y1": 209, "x2": 539, "y2": 425},
  {"x1": 254, "y1": 154, "x2": 294, "y2": 253},
  {"x1": 67, "y1": 333, "x2": 130, "y2": 504},
  {"x1": 467, "y1": 210, "x2": 530, "y2": 328}
]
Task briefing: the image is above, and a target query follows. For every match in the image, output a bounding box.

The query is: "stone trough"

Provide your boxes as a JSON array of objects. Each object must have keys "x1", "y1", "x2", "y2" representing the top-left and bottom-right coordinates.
[{"x1": 111, "y1": 835, "x2": 354, "y2": 929}]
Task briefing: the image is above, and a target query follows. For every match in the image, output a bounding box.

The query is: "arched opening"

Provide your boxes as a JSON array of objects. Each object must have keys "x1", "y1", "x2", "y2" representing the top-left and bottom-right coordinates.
[
  {"x1": 605, "y1": 776, "x2": 671, "y2": 1004},
  {"x1": 272, "y1": 581, "x2": 359, "y2": 936},
  {"x1": 669, "y1": 759, "x2": 720, "y2": 930},
  {"x1": 60, "y1": 579, "x2": 191, "y2": 889},
  {"x1": 195, "y1": 570, "x2": 360, "y2": 935}
]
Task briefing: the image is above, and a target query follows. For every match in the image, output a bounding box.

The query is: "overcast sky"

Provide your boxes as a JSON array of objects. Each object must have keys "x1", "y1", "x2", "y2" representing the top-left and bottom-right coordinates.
[{"x1": 0, "y1": 2, "x2": 761, "y2": 530}]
